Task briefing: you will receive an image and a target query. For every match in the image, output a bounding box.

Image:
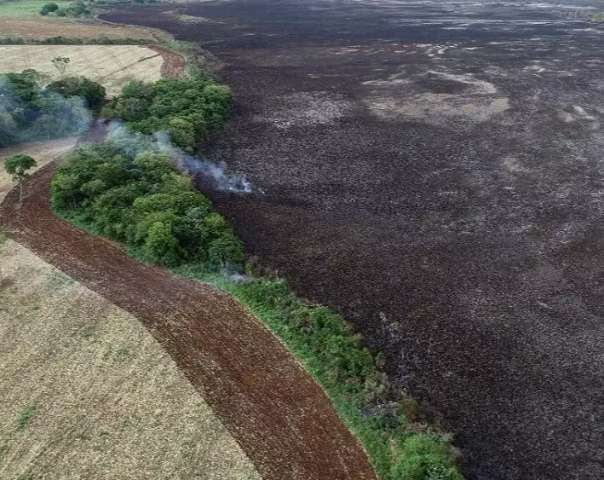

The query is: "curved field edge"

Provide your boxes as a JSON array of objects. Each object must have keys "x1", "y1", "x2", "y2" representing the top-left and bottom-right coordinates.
[
  {"x1": 50, "y1": 146, "x2": 463, "y2": 480},
  {"x1": 1, "y1": 163, "x2": 378, "y2": 480},
  {"x1": 179, "y1": 272, "x2": 463, "y2": 480},
  {"x1": 0, "y1": 238, "x2": 261, "y2": 480}
]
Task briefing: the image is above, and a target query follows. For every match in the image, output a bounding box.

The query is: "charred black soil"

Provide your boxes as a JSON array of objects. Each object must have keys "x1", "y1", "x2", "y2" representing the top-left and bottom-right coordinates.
[{"x1": 103, "y1": 2, "x2": 604, "y2": 479}]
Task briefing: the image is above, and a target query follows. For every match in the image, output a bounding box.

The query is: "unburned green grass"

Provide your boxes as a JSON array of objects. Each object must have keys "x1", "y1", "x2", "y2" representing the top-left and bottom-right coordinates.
[
  {"x1": 16, "y1": 404, "x2": 36, "y2": 431},
  {"x1": 177, "y1": 267, "x2": 463, "y2": 480},
  {"x1": 0, "y1": 0, "x2": 68, "y2": 18}
]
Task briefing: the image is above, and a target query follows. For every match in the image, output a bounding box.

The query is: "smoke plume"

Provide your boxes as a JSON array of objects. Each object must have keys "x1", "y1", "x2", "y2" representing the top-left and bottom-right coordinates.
[{"x1": 106, "y1": 120, "x2": 256, "y2": 194}]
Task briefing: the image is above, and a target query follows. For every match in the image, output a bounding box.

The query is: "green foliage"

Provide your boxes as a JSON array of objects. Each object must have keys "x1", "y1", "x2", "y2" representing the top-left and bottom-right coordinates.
[
  {"x1": 39, "y1": 2, "x2": 58, "y2": 15},
  {"x1": 4, "y1": 153, "x2": 36, "y2": 178},
  {"x1": 51, "y1": 143, "x2": 244, "y2": 269},
  {"x1": 0, "y1": 70, "x2": 91, "y2": 148},
  {"x1": 54, "y1": 0, "x2": 92, "y2": 17},
  {"x1": 391, "y1": 435, "x2": 463, "y2": 480},
  {"x1": 178, "y1": 270, "x2": 464, "y2": 480},
  {"x1": 16, "y1": 405, "x2": 36, "y2": 431},
  {"x1": 103, "y1": 77, "x2": 233, "y2": 152},
  {"x1": 47, "y1": 76, "x2": 106, "y2": 110}
]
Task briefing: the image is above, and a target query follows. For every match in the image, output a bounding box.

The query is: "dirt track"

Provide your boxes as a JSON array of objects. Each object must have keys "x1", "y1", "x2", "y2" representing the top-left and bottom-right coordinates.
[
  {"x1": 0, "y1": 163, "x2": 376, "y2": 480},
  {"x1": 101, "y1": 1, "x2": 604, "y2": 479}
]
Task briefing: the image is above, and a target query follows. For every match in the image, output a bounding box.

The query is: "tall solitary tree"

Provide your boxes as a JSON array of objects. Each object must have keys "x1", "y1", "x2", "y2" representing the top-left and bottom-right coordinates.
[
  {"x1": 51, "y1": 57, "x2": 71, "y2": 77},
  {"x1": 4, "y1": 154, "x2": 37, "y2": 205}
]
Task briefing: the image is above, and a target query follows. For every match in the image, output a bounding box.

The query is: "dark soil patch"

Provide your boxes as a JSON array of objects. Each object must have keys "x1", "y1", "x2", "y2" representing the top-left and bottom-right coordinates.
[
  {"x1": 147, "y1": 44, "x2": 185, "y2": 78},
  {"x1": 104, "y1": 2, "x2": 604, "y2": 479},
  {"x1": 0, "y1": 163, "x2": 376, "y2": 480}
]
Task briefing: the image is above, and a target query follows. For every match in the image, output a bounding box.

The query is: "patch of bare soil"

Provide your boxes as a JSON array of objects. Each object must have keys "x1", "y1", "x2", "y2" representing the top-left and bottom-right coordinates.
[
  {"x1": 148, "y1": 44, "x2": 186, "y2": 78},
  {"x1": 0, "y1": 163, "x2": 377, "y2": 480},
  {"x1": 0, "y1": 239, "x2": 261, "y2": 480}
]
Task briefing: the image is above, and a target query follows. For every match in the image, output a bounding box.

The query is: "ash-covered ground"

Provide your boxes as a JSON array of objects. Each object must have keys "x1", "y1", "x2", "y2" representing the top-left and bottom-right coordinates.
[{"x1": 103, "y1": 2, "x2": 604, "y2": 479}]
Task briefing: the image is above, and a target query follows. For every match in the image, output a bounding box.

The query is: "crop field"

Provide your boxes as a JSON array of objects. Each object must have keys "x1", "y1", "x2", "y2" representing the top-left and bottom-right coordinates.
[
  {"x1": 0, "y1": 0, "x2": 69, "y2": 18},
  {"x1": 0, "y1": 0, "x2": 159, "y2": 41},
  {"x1": 0, "y1": 45, "x2": 164, "y2": 96},
  {"x1": 0, "y1": 239, "x2": 261, "y2": 480},
  {"x1": 0, "y1": 140, "x2": 261, "y2": 480}
]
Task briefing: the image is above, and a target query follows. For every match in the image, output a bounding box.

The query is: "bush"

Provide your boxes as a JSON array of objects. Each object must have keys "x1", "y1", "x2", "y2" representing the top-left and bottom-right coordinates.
[
  {"x1": 103, "y1": 76, "x2": 232, "y2": 151},
  {"x1": 391, "y1": 435, "x2": 463, "y2": 480},
  {"x1": 0, "y1": 70, "x2": 91, "y2": 148},
  {"x1": 40, "y1": 2, "x2": 59, "y2": 15},
  {"x1": 51, "y1": 143, "x2": 244, "y2": 270},
  {"x1": 46, "y1": 76, "x2": 106, "y2": 110},
  {"x1": 53, "y1": 1, "x2": 92, "y2": 18},
  {"x1": 183, "y1": 271, "x2": 465, "y2": 480}
]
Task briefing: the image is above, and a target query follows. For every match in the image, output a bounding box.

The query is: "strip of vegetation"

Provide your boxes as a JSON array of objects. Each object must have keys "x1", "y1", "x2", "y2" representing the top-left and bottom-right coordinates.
[
  {"x1": 51, "y1": 144, "x2": 244, "y2": 268},
  {"x1": 50, "y1": 139, "x2": 463, "y2": 480},
  {"x1": 190, "y1": 271, "x2": 463, "y2": 480},
  {"x1": 101, "y1": 76, "x2": 232, "y2": 152},
  {"x1": 40, "y1": 0, "x2": 92, "y2": 17},
  {"x1": 18, "y1": 61, "x2": 464, "y2": 478},
  {"x1": 0, "y1": 70, "x2": 104, "y2": 148}
]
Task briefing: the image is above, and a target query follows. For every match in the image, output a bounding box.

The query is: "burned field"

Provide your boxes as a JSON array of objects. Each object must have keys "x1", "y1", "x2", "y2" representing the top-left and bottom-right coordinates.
[{"x1": 102, "y1": 1, "x2": 604, "y2": 480}]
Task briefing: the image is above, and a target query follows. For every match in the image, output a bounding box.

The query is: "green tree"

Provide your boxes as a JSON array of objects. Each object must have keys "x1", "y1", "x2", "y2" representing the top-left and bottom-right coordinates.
[
  {"x1": 51, "y1": 57, "x2": 71, "y2": 76},
  {"x1": 40, "y1": 3, "x2": 59, "y2": 15},
  {"x1": 47, "y1": 76, "x2": 106, "y2": 110},
  {"x1": 143, "y1": 221, "x2": 182, "y2": 266},
  {"x1": 4, "y1": 154, "x2": 37, "y2": 205}
]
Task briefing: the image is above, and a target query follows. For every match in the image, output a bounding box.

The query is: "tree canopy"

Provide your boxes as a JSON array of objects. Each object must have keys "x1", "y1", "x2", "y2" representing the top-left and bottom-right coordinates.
[
  {"x1": 0, "y1": 70, "x2": 99, "y2": 148},
  {"x1": 102, "y1": 76, "x2": 233, "y2": 152},
  {"x1": 51, "y1": 144, "x2": 244, "y2": 269}
]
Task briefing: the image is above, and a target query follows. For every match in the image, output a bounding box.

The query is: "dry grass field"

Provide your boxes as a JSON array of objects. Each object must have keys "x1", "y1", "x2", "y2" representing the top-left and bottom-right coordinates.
[
  {"x1": 0, "y1": 240, "x2": 261, "y2": 480},
  {"x1": 0, "y1": 18, "x2": 159, "y2": 40},
  {"x1": 0, "y1": 142, "x2": 261, "y2": 480},
  {"x1": 0, "y1": 138, "x2": 78, "y2": 202},
  {"x1": 0, "y1": 0, "x2": 160, "y2": 41},
  {"x1": 0, "y1": 45, "x2": 164, "y2": 96}
]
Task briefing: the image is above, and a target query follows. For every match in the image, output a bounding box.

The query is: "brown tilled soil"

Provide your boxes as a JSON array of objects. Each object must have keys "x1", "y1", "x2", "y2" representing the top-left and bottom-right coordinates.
[
  {"x1": 0, "y1": 164, "x2": 376, "y2": 480},
  {"x1": 148, "y1": 44, "x2": 186, "y2": 78},
  {"x1": 0, "y1": 240, "x2": 261, "y2": 480}
]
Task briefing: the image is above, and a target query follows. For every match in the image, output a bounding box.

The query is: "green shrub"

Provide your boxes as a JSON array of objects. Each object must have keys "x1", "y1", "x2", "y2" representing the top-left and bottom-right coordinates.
[
  {"x1": 103, "y1": 76, "x2": 232, "y2": 151},
  {"x1": 0, "y1": 69, "x2": 91, "y2": 148},
  {"x1": 143, "y1": 221, "x2": 183, "y2": 266},
  {"x1": 53, "y1": 0, "x2": 92, "y2": 18},
  {"x1": 181, "y1": 272, "x2": 464, "y2": 480},
  {"x1": 46, "y1": 76, "x2": 106, "y2": 110},
  {"x1": 390, "y1": 435, "x2": 462, "y2": 480},
  {"x1": 40, "y1": 2, "x2": 59, "y2": 15},
  {"x1": 51, "y1": 143, "x2": 243, "y2": 270}
]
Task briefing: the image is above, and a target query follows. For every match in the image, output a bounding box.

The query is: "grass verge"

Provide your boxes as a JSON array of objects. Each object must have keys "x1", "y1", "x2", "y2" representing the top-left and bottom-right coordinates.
[
  {"x1": 177, "y1": 268, "x2": 463, "y2": 480},
  {"x1": 0, "y1": 0, "x2": 69, "y2": 18}
]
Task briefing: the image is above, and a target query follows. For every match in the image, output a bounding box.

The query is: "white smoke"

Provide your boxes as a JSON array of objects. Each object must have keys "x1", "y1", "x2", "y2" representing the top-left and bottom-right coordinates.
[
  {"x1": 0, "y1": 74, "x2": 91, "y2": 148},
  {"x1": 106, "y1": 120, "x2": 257, "y2": 194}
]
